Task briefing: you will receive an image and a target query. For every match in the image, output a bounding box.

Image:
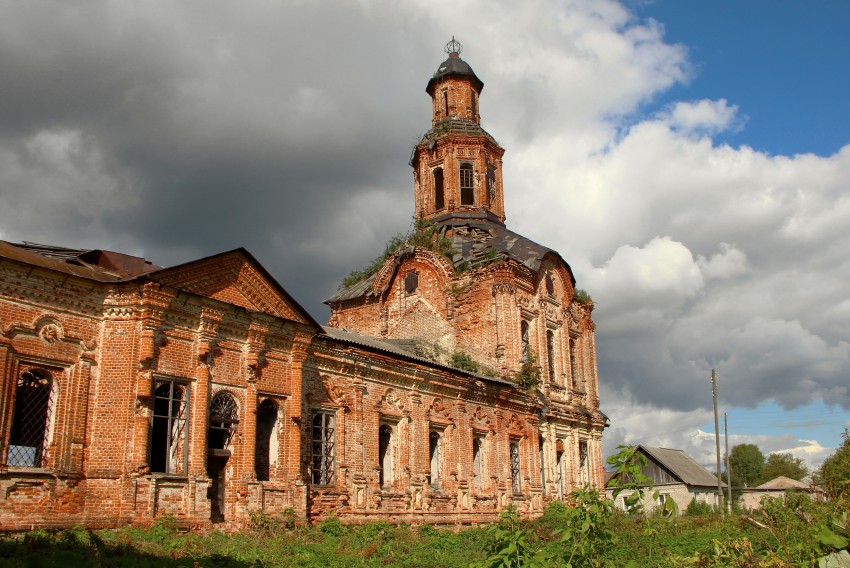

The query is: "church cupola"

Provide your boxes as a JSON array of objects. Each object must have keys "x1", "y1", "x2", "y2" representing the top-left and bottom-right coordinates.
[{"x1": 412, "y1": 38, "x2": 507, "y2": 225}]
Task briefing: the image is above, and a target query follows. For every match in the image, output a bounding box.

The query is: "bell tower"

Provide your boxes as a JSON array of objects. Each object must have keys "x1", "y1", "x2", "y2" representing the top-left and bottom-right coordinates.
[{"x1": 411, "y1": 38, "x2": 506, "y2": 224}]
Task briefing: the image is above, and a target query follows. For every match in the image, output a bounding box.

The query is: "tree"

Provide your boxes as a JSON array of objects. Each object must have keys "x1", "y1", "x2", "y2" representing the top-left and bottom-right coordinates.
[
  {"x1": 819, "y1": 428, "x2": 850, "y2": 501},
  {"x1": 762, "y1": 452, "x2": 808, "y2": 481},
  {"x1": 728, "y1": 443, "x2": 765, "y2": 488}
]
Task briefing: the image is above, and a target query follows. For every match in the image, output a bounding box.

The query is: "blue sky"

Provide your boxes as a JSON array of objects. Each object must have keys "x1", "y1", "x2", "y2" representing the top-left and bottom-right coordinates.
[
  {"x1": 634, "y1": 1, "x2": 850, "y2": 157},
  {"x1": 0, "y1": 0, "x2": 848, "y2": 472}
]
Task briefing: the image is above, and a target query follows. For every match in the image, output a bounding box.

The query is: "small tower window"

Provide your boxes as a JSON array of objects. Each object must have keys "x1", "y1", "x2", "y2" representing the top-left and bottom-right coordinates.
[
  {"x1": 434, "y1": 167, "x2": 444, "y2": 210},
  {"x1": 471, "y1": 90, "x2": 477, "y2": 118},
  {"x1": 460, "y1": 163, "x2": 474, "y2": 205},
  {"x1": 443, "y1": 90, "x2": 449, "y2": 117}
]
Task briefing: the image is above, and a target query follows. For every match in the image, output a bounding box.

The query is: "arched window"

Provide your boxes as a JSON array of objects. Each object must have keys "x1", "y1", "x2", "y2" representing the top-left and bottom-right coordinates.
[
  {"x1": 472, "y1": 436, "x2": 485, "y2": 491},
  {"x1": 6, "y1": 368, "x2": 55, "y2": 468},
  {"x1": 520, "y1": 321, "x2": 530, "y2": 362},
  {"x1": 546, "y1": 331, "x2": 556, "y2": 383},
  {"x1": 545, "y1": 272, "x2": 555, "y2": 296},
  {"x1": 151, "y1": 379, "x2": 189, "y2": 474},
  {"x1": 208, "y1": 392, "x2": 238, "y2": 450},
  {"x1": 378, "y1": 424, "x2": 394, "y2": 487},
  {"x1": 429, "y1": 431, "x2": 441, "y2": 487},
  {"x1": 459, "y1": 163, "x2": 474, "y2": 205},
  {"x1": 434, "y1": 167, "x2": 445, "y2": 210},
  {"x1": 510, "y1": 440, "x2": 521, "y2": 494},
  {"x1": 255, "y1": 399, "x2": 278, "y2": 481}
]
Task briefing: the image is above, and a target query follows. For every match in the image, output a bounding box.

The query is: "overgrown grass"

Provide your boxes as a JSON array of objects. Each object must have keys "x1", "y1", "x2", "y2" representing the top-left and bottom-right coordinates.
[{"x1": 1, "y1": 495, "x2": 847, "y2": 567}]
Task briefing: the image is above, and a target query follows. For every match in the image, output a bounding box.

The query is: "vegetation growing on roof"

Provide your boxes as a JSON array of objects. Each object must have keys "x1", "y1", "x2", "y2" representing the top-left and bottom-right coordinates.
[
  {"x1": 341, "y1": 218, "x2": 456, "y2": 288},
  {"x1": 450, "y1": 351, "x2": 480, "y2": 374},
  {"x1": 574, "y1": 288, "x2": 592, "y2": 304}
]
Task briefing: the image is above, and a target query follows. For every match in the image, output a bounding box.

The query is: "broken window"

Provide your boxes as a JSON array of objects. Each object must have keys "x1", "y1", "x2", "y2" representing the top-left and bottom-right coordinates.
[
  {"x1": 428, "y1": 430, "x2": 441, "y2": 487},
  {"x1": 5, "y1": 368, "x2": 55, "y2": 468},
  {"x1": 434, "y1": 167, "x2": 444, "y2": 210},
  {"x1": 520, "y1": 321, "x2": 530, "y2": 361},
  {"x1": 150, "y1": 379, "x2": 189, "y2": 474},
  {"x1": 378, "y1": 424, "x2": 394, "y2": 487},
  {"x1": 208, "y1": 392, "x2": 238, "y2": 450},
  {"x1": 460, "y1": 163, "x2": 474, "y2": 205},
  {"x1": 404, "y1": 271, "x2": 419, "y2": 294},
  {"x1": 510, "y1": 440, "x2": 521, "y2": 494},
  {"x1": 255, "y1": 399, "x2": 278, "y2": 482},
  {"x1": 472, "y1": 435, "x2": 486, "y2": 491},
  {"x1": 311, "y1": 411, "x2": 335, "y2": 485},
  {"x1": 546, "y1": 330, "x2": 556, "y2": 383}
]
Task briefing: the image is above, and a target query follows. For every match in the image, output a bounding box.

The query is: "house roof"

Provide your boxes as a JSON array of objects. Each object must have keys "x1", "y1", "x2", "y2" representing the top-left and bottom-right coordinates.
[
  {"x1": 639, "y1": 445, "x2": 724, "y2": 487},
  {"x1": 754, "y1": 476, "x2": 810, "y2": 490}
]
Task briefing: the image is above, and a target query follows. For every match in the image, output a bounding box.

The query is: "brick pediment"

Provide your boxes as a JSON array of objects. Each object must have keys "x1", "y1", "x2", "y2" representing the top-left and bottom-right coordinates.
[{"x1": 149, "y1": 249, "x2": 317, "y2": 326}]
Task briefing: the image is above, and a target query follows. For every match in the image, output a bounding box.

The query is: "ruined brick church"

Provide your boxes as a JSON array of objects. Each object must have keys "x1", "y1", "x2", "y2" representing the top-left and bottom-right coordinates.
[{"x1": 0, "y1": 40, "x2": 606, "y2": 529}]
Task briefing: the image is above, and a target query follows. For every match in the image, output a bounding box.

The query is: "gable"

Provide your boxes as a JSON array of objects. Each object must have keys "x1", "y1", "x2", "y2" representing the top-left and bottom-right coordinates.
[{"x1": 148, "y1": 249, "x2": 318, "y2": 327}]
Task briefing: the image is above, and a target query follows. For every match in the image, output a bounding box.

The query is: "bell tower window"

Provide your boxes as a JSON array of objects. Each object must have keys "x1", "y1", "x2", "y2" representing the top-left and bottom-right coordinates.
[
  {"x1": 460, "y1": 163, "x2": 474, "y2": 205},
  {"x1": 434, "y1": 167, "x2": 444, "y2": 210},
  {"x1": 443, "y1": 90, "x2": 449, "y2": 118}
]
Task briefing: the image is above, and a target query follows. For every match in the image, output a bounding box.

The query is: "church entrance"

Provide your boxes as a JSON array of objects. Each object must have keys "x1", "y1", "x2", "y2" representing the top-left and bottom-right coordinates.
[{"x1": 207, "y1": 392, "x2": 239, "y2": 523}]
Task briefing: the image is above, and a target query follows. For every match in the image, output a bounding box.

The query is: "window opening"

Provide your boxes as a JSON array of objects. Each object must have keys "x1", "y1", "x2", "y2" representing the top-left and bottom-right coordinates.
[
  {"x1": 428, "y1": 431, "x2": 441, "y2": 487},
  {"x1": 208, "y1": 392, "x2": 238, "y2": 450},
  {"x1": 151, "y1": 379, "x2": 189, "y2": 474},
  {"x1": 545, "y1": 272, "x2": 555, "y2": 295},
  {"x1": 443, "y1": 90, "x2": 449, "y2": 117},
  {"x1": 510, "y1": 440, "x2": 521, "y2": 494},
  {"x1": 471, "y1": 90, "x2": 477, "y2": 118},
  {"x1": 460, "y1": 163, "x2": 474, "y2": 205},
  {"x1": 378, "y1": 424, "x2": 394, "y2": 487},
  {"x1": 579, "y1": 440, "x2": 589, "y2": 486},
  {"x1": 546, "y1": 331, "x2": 556, "y2": 383},
  {"x1": 539, "y1": 435, "x2": 546, "y2": 495},
  {"x1": 556, "y1": 450, "x2": 565, "y2": 499},
  {"x1": 311, "y1": 412, "x2": 336, "y2": 485},
  {"x1": 434, "y1": 167, "x2": 444, "y2": 210},
  {"x1": 520, "y1": 321, "x2": 530, "y2": 361},
  {"x1": 569, "y1": 339, "x2": 578, "y2": 388},
  {"x1": 255, "y1": 399, "x2": 277, "y2": 481},
  {"x1": 6, "y1": 368, "x2": 55, "y2": 467},
  {"x1": 404, "y1": 271, "x2": 419, "y2": 294},
  {"x1": 473, "y1": 436, "x2": 485, "y2": 491}
]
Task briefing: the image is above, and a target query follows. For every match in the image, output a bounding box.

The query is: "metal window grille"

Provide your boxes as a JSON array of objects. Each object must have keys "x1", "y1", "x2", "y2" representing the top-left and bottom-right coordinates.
[
  {"x1": 208, "y1": 392, "x2": 239, "y2": 450},
  {"x1": 150, "y1": 380, "x2": 189, "y2": 474},
  {"x1": 255, "y1": 399, "x2": 277, "y2": 482},
  {"x1": 579, "y1": 440, "x2": 589, "y2": 485},
  {"x1": 311, "y1": 412, "x2": 335, "y2": 485},
  {"x1": 460, "y1": 164, "x2": 474, "y2": 205},
  {"x1": 510, "y1": 441, "x2": 521, "y2": 494},
  {"x1": 6, "y1": 369, "x2": 55, "y2": 467}
]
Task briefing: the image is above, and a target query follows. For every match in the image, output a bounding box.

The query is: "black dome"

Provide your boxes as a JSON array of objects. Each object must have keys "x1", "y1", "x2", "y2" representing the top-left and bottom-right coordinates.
[{"x1": 426, "y1": 53, "x2": 484, "y2": 95}]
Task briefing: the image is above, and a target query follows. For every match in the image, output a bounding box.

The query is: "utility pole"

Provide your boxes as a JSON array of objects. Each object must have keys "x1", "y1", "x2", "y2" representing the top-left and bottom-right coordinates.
[
  {"x1": 712, "y1": 369, "x2": 724, "y2": 515},
  {"x1": 724, "y1": 412, "x2": 732, "y2": 514}
]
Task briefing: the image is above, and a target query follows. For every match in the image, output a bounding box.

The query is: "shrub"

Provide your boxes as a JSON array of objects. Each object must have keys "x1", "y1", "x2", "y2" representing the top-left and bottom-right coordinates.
[
  {"x1": 451, "y1": 351, "x2": 480, "y2": 373},
  {"x1": 514, "y1": 351, "x2": 542, "y2": 392},
  {"x1": 686, "y1": 498, "x2": 715, "y2": 516}
]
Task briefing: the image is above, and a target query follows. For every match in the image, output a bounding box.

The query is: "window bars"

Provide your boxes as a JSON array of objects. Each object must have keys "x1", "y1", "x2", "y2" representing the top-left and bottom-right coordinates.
[
  {"x1": 208, "y1": 392, "x2": 239, "y2": 450},
  {"x1": 150, "y1": 380, "x2": 189, "y2": 474},
  {"x1": 311, "y1": 412, "x2": 335, "y2": 485},
  {"x1": 6, "y1": 368, "x2": 55, "y2": 468}
]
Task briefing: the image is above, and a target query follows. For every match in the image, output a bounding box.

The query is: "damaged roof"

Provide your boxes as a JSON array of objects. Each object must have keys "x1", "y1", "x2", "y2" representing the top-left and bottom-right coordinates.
[
  {"x1": 326, "y1": 218, "x2": 574, "y2": 304},
  {"x1": 320, "y1": 326, "x2": 515, "y2": 387},
  {"x1": 0, "y1": 241, "x2": 161, "y2": 282}
]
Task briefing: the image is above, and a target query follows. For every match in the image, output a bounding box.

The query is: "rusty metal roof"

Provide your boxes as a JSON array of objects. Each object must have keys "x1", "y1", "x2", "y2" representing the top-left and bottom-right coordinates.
[
  {"x1": 320, "y1": 325, "x2": 515, "y2": 387},
  {"x1": 0, "y1": 240, "x2": 161, "y2": 282}
]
